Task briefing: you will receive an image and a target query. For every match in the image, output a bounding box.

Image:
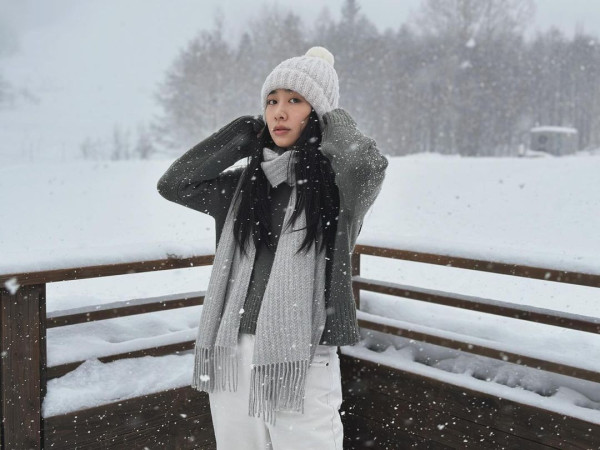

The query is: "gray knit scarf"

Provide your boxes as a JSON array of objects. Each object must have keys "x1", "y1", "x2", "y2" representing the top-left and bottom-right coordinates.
[{"x1": 192, "y1": 146, "x2": 328, "y2": 426}]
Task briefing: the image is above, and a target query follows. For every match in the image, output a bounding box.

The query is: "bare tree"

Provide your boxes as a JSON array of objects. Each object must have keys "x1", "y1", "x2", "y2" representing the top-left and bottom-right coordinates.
[
  {"x1": 79, "y1": 137, "x2": 104, "y2": 160},
  {"x1": 0, "y1": 18, "x2": 18, "y2": 109},
  {"x1": 412, "y1": 0, "x2": 535, "y2": 42},
  {"x1": 149, "y1": 0, "x2": 600, "y2": 158},
  {"x1": 410, "y1": 0, "x2": 535, "y2": 155},
  {"x1": 153, "y1": 6, "x2": 307, "y2": 155},
  {"x1": 110, "y1": 125, "x2": 131, "y2": 161},
  {"x1": 153, "y1": 11, "x2": 238, "y2": 152},
  {"x1": 133, "y1": 124, "x2": 157, "y2": 160}
]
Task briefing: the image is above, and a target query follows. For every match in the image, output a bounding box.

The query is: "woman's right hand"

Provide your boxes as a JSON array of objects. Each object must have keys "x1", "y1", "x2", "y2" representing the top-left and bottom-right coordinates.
[{"x1": 232, "y1": 115, "x2": 265, "y2": 158}]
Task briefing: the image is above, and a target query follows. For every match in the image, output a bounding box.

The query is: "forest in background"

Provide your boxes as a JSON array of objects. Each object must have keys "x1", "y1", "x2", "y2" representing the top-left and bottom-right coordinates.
[
  {"x1": 1, "y1": 0, "x2": 599, "y2": 159},
  {"x1": 153, "y1": 0, "x2": 600, "y2": 158}
]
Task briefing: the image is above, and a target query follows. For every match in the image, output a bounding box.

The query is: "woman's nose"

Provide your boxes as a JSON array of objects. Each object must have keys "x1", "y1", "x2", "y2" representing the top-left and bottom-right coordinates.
[{"x1": 274, "y1": 104, "x2": 287, "y2": 119}]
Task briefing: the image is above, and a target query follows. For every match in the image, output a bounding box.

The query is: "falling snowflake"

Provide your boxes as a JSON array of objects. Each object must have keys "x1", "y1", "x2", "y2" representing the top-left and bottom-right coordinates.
[{"x1": 4, "y1": 277, "x2": 20, "y2": 295}]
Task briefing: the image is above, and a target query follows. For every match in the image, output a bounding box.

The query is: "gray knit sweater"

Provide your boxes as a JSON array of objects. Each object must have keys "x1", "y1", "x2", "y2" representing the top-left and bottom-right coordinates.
[{"x1": 157, "y1": 108, "x2": 388, "y2": 346}]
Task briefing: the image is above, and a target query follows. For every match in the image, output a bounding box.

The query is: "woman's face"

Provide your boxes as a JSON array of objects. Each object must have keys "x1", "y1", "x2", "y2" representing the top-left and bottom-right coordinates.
[{"x1": 265, "y1": 89, "x2": 312, "y2": 148}]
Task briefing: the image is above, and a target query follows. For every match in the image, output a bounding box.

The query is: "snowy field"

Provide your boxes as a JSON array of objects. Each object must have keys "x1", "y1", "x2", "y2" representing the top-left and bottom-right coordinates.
[{"x1": 1, "y1": 152, "x2": 599, "y2": 423}]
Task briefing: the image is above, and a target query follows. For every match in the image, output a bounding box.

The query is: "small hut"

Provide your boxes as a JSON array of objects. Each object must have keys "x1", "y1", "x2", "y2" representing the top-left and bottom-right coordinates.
[{"x1": 530, "y1": 126, "x2": 578, "y2": 156}]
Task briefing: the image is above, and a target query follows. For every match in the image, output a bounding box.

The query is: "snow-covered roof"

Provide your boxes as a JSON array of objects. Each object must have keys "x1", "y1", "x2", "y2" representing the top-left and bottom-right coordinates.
[{"x1": 530, "y1": 126, "x2": 578, "y2": 134}]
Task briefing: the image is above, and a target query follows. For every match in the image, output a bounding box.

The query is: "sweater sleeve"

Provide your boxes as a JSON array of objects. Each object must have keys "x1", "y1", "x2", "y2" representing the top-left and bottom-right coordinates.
[
  {"x1": 319, "y1": 108, "x2": 389, "y2": 221},
  {"x1": 156, "y1": 116, "x2": 258, "y2": 222}
]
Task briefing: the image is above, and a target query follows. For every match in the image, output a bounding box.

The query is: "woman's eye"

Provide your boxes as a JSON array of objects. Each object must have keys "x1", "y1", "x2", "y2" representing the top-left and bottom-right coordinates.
[{"x1": 267, "y1": 98, "x2": 301, "y2": 105}]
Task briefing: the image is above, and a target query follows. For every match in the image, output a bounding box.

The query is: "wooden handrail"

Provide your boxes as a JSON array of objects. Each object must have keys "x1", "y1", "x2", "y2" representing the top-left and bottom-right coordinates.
[
  {"x1": 354, "y1": 276, "x2": 600, "y2": 334},
  {"x1": 355, "y1": 244, "x2": 600, "y2": 288},
  {"x1": 357, "y1": 318, "x2": 600, "y2": 384},
  {"x1": 350, "y1": 245, "x2": 600, "y2": 386},
  {"x1": 0, "y1": 255, "x2": 214, "y2": 286},
  {"x1": 47, "y1": 341, "x2": 195, "y2": 380},
  {"x1": 47, "y1": 291, "x2": 206, "y2": 328},
  {"x1": 3, "y1": 245, "x2": 599, "y2": 448},
  {"x1": 3, "y1": 246, "x2": 597, "y2": 288}
]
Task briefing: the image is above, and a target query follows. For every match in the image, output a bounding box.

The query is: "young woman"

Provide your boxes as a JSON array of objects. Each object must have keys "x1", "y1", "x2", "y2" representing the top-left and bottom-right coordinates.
[{"x1": 157, "y1": 46, "x2": 388, "y2": 449}]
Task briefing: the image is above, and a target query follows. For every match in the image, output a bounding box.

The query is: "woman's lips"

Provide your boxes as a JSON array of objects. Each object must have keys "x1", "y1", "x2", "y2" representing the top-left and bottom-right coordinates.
[{"x1": 274, "y1": 129, "x2": 290, "y2": 135}]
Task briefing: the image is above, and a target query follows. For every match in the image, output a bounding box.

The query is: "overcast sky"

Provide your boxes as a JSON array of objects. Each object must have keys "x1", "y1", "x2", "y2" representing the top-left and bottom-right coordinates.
[
  {"x1": 1, "y1": 0, "x2": 599, "y2": 164},
  {"x1": 3, "y1": 0, "x2": 600, "y2": 42}
]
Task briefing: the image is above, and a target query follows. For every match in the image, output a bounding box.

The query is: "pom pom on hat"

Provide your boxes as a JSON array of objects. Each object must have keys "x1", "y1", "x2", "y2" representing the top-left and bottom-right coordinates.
[
  {"x1": 305, "y1": 46, "x2": 335, "y2": 67},
  {"x1": 260, "y1": 46, "x2": 340, "y2": 130}
]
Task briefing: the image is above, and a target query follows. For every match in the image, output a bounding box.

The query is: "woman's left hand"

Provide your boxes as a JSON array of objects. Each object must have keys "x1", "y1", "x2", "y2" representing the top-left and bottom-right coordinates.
[{"x1": 321, "y1": 108, "x2": 371, "y2": 152}]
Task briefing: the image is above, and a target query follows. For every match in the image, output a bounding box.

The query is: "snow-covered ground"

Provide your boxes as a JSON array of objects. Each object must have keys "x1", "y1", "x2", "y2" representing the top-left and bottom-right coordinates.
[{"x1": 1, "y1": 153, "x2": 599, "y2": 423}]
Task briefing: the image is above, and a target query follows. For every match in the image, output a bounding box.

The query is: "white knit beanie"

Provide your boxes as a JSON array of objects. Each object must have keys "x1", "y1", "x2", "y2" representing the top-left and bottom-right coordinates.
[{"x1": 260, "y1": 46, "x2": 340, "y2": 130}]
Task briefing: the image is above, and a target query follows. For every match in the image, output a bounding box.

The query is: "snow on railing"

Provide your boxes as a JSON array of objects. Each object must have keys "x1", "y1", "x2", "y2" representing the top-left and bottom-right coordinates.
[
  {"x1": 1, "y1": 247, "x2": 599, "y2": 448},
  {"x1": 351, "y1": 244, "x2": 600, "y2": 384}
]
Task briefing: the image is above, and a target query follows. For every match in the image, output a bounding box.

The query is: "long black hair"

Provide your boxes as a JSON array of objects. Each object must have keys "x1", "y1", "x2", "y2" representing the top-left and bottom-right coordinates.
[{"x1": 232, "y1": 108, "x2": 340, "y2": 259}]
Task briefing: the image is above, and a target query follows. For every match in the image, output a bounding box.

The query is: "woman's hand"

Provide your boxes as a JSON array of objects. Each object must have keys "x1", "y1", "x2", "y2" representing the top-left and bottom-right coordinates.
[
  {"x1": 321, "y1": 108, "x2": 371, "y2": 155},
  {"x1": 322, "y1": 108, "x2": 357, "y2": 131},
  {"x1": 234, "y1": 115, "x2": 265, "y2": 158},
  {"x1": 319, "y1": 108, "x2": 388, "y2": 218}
]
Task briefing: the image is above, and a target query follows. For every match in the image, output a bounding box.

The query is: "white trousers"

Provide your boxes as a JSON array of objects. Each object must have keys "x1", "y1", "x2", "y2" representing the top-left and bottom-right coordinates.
[{"x1": 208, "y1": 333, "x2": 344, "y2": 449}]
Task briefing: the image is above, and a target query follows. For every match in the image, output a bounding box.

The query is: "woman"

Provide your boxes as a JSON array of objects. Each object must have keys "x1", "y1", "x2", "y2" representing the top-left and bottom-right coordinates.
[{"x1": 157, "y1": 46, "x2": 388, "y2": 449}]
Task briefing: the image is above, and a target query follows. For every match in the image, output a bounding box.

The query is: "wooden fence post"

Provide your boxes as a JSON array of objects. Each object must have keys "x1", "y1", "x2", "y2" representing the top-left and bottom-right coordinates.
[
  {"x1": 1, "y1": 283, "x2": 47, "y2": 449},
  {"x1": 352, "y1": 252, "x2": 361, "y2": 310}
]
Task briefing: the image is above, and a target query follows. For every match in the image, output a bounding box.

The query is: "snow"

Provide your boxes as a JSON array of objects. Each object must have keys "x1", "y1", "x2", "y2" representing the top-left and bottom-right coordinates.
[
  {"x1": 43, "y1": 354, "x2": 194, "y2": 417},
  {"x1": 2, "y1": 154, "x2": 599, "y2": 275},
  {"x1": 368, "y1": 154, "x2": 600, "y2": 275},
  {"x1": 0, "y1": 154, "x2": 600, "y2": 423},
  {"x1": 0, "y1": 160, "x2": 220, "y2": 275},
  {"x1": 47, "y1": 306, "x2": 200, "y2": 367},
  {"x1": 530, "y1": 126, "x2": 578, "y2": 134},
  {"x1": 1, "y1": 154, "x2": 599, "y2": 422},
  {"x1": 343, "y1": 339, "x2": 600, "y2": 425},
  {"x1": 2, "y1": 0, "x2": 599, "y2": 435},
  {"x1": 355, "y1": 307, "x2": 600, "y2": 375},
  {"x1": 520, "y1": 147, "x2": 556, "y2": 158},
  {"x1": 3, "y1": 276, "x2": 20, "y2": 294},
  {"x1": 41, "y1": 294, "x2": 600, "y2": 422}
]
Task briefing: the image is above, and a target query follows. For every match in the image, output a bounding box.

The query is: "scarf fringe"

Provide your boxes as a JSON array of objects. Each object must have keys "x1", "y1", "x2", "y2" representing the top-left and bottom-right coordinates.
[
  {"x1": 191, "y1": 345, "x2": 238, "y2": 393},
  {"x1": 248, "y1": 360, "x2": 309, "y2": 426}
]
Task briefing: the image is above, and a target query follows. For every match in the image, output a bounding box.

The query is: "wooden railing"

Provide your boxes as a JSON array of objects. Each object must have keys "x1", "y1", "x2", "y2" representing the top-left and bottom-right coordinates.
[
  {"x1": 347, "y1": 245, "x2": 600, "y2": 448},
  {"x1": 1, "y1": 247, "x2": 599, "y2": 448},
  {"x1": 351, "y1": 246, "x2": 600, "y2": 383},
  {"x1": 0, "y1": 256, "x2": 214, "y2": 449}
]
